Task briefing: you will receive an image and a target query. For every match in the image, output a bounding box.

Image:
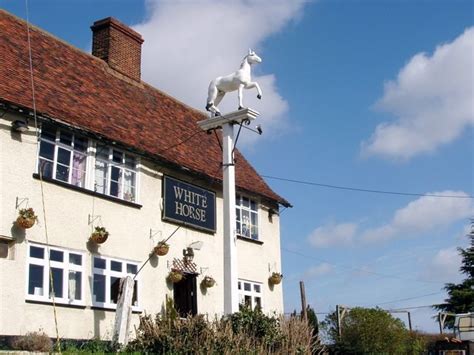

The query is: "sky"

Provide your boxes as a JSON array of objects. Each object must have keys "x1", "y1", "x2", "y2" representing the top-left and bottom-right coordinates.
[{"x1": 2, "y1": 0, "x2": 473, "y2": 333}]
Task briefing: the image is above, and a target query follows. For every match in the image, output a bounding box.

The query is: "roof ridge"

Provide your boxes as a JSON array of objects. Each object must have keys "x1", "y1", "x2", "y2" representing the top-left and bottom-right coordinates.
[{"x1": 0, "y1": 9, "x2": 107, "y2": 67}]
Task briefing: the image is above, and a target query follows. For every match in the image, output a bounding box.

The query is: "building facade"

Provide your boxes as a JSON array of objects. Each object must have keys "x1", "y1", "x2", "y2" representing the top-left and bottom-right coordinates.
[{"x1": 0, "y1": 10, "x2": 290, "y2": 340}]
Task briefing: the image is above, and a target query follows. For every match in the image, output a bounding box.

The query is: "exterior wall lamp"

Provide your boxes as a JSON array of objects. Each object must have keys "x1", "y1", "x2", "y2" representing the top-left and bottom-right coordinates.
[
  {"x1": 183, "y1": 247, "x2": 194, "y2": 263},
  {"x1": 11, "y1": 119, "x2": 29, "y2": 132}
]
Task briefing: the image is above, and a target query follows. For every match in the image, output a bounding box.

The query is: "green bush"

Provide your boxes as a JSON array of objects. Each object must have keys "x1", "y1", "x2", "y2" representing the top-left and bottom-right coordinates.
[
  {"x1": 229, "y1": 305, "x2": 283, "y2": 348},
  {"x1": 322, "y1": 307, "x2": 409, "y2": 354},
  {"x1": 61, "y1": 337, "x2": 117, "y2": 354}
]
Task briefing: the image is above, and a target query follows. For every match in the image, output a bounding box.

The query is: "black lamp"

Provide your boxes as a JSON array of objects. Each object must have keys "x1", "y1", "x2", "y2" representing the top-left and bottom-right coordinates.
[
  {"x1": 11, "y1": 119, "x2": 29, "y2": 132},
  {"x1": 183, "y1": 247, "x2": 194, "y2": 263}
]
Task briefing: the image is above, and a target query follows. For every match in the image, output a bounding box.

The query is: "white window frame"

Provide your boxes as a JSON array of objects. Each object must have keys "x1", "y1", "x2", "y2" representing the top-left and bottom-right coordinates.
[
  {"x1": 92, "y1": 143, "x2": 139, "y2": 203},
  {"x1": 25, "y1": 243, "x2": 85, "y2": 306},
  {"x1": 236, "y1": 194, "x2": 259, "y2": 240},
  {"x1": 92, "y1": 255, "x2": 141, "y2": 311},
  {"x1": 36, "y1": 123, "x2": 140, "y2": 204},
  {"x1": 37, "y1": 124, "x2": 90, "y2": 188},
  {"x1": 238, "y1": 279, "x2": 263, "y2": 310}
]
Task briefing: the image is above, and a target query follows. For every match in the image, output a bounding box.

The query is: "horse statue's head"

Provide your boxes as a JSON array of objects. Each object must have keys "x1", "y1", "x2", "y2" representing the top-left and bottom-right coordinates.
[{"x1": 246, "y1": 49, "x2": 262, "y2": 65}]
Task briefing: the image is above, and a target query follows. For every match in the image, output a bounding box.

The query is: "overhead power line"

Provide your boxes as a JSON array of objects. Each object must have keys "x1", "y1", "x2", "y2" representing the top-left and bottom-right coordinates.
[
  {"x1": 389, "y1": 304, "x2": 440, "y2": 311},
  {"x1": 282, "y1": 247, "x2": 440, "y2": 285},
  {"x1": 158, "y1": 129, "x2": 204, "y2": 154},
  {"x1": 262, "y1": 175, "x2": 473, "y2": 199},
  {"x1": 370, "y1": 292, "x2": 443, "y2": 307}
]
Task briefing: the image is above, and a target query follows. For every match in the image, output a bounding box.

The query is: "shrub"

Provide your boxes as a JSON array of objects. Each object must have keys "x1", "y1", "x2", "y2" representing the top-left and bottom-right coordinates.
[
  {"x1": 126, "y1": 301, "x2": 314, "y2": 354},
  {"x1": 322, "y1": 307, "x2": 410, "y2": 354},
  {"x1": 11, "y1": 331, "x2": 52, "y2": 352},
  {"x1": 229, "y1": 305, "x2": 283, "y2": 348}
]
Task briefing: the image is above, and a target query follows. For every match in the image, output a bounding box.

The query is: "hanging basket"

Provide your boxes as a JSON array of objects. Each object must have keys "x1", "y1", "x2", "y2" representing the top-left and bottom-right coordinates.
[
  {"x1": 154, "y1": 242, "x2": 169, "y2": 256},
  {"x1": 16, "y1": 216, "x2": 36, "y2": 229},
  {"x1": 269, "y1": 272, "x2": 283, "y2": 285},
  {"x1": 167, "y1": 270, "x2": 183, "y2": 283},
  {"x1": 89, "y1": 227, "x2": 109, "y2": 244},
  {"x1": 16, "y1": 208, "x2": 38, "y2": 229},
  {"x1": 201, "y1": 276, "x2": 216, "y2": 288}
]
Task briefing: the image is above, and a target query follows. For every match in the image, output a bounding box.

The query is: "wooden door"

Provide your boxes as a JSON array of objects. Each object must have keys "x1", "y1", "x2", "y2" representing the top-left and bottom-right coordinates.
[{"x1": 173, "y1": 273, "x2": 197, "y2": 317}]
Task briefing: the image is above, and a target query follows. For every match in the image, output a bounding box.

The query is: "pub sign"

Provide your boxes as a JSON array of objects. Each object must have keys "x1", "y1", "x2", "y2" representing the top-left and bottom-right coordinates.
[{"x1": 163, "y1": 176, "x2": 216, "y2": 233}]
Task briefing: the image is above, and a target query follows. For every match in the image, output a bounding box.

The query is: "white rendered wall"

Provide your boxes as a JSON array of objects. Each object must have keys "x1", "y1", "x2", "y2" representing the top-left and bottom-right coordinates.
[{"x1": 0, "y1": 111, "x2": 283, "y2": 340}]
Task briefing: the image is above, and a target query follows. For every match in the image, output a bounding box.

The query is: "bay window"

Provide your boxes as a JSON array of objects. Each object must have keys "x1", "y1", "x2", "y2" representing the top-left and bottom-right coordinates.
[
  {"x1": 236, "y1": 194, "x2": 259, "y2": 240},
  {"x1": 26, "y1": 244, "x2": 84, "y2": 306}
]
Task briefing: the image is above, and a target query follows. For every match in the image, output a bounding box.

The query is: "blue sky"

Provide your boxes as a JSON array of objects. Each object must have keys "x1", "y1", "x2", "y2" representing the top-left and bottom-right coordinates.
[{"x1": 2, "y1": 0, "x2": 473, "y2": 332}]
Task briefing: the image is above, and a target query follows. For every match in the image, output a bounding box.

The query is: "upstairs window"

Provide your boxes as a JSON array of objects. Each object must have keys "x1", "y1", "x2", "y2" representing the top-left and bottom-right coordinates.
[
  {"x1": 236, "y1": 194, "x2": 259, "y2": 240},
  {"x1": 38, "y1": 124, "x2": 88, "y2": 187},
  {"x1": 37, "y1": 124, "x2": 139, "y2": 203},
  {"x1": 26, "y1": 244, "x2": 85, "y2": 306},
  {"x1": 95, "y1": 144, "x2": 137, "y2": 202}
]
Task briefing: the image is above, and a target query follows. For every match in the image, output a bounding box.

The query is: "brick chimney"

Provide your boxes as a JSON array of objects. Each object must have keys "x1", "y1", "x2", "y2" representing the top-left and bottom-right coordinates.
[{"x1": 91, "y1": 17, "x2": 144, "y2": 82}]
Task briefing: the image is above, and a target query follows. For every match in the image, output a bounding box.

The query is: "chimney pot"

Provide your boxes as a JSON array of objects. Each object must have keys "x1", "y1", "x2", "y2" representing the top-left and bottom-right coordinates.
[{"x1": 91, "y1": 17, "x2": 144, "y2": 82}]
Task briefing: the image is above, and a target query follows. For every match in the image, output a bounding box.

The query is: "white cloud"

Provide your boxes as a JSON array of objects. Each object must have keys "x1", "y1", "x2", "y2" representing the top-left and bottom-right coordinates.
[
  {"x1": 362, "y1": 28, "x2": 474, "y2": 160},
  {"x1": 420, "y1": 247, "x2": 462, "y2": 282},
  {"x1": 133, "y1": 0, "x2": 305, "y2": 145},
  {"x1": 309, "y1": 191, "x2": 472, "y2": 248},
  {"x1": 304, "y1": 263, "x2": 333, "y2": 278},
  {"x1": 307, "y1": 222, "x2": 357, "y2": 248},
  {"x1": 362, "y1": 191, "x2": 472, "y2": 243}
]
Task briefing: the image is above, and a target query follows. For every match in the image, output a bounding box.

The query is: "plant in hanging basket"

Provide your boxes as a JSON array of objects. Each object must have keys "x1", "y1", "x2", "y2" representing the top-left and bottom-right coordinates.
[
  {"x1": 269, "y1": 272, "x2": 283, "y2": 285},
  {"x1": 153, "y1": 240, "x2": 170, "y2": 256},
  {"x1": 89, "y1": 226, "x2": 109, "y2": 244},
  {"x1": 167, "y1": 270, "x2": 184, "y2": 283},
  {"x1": 16, "y1": 208, "x2": 38, "y2": 229},
  {"x1": 201, "y1": 275, "x2": 216, "y2": 288}
]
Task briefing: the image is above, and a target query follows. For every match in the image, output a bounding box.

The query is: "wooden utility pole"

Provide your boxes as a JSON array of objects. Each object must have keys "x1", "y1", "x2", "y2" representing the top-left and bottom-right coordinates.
[
  {"x1": 299, "y1": 281, "x2": 307, "y2": 322},
  {"x1": 439, "y1": 312, "x2": 444, "y2": 334},
  {"x1": 336, "y1": 305, "x2": 341, "y2": 336}
]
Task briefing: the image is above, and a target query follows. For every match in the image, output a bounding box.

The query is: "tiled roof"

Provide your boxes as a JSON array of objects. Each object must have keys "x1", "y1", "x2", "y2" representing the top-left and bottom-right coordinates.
[{"x1": 0, "y1": 10, "x2": 290, "y2": 207}]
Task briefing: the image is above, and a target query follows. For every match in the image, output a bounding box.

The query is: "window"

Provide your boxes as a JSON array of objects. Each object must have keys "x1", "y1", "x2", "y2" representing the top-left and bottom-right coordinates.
[
  {"x1": 38, "y1": 124, "x2": 88, "y2": 187},
  {"x1": 236, "y1": 194, "x2": 259, "y2": 240},
  {"x1": 26, "y1": 244, "x2": 84, "y2": 306},
  {"x1": 92, "y1": 256, "x2": 139, "y2": 310},
  {"x1": 37, "y1": 123, "x2": 139, "y2": 203},
  {"x1": 94, "y1": 144, "x2": 137, "y2": 202},
  {"x1": 238, "y1": 279, "x2": 262, "y2": 310}
]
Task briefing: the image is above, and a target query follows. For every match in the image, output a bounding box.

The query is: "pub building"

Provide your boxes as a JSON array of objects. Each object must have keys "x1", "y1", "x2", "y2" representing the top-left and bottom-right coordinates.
[{"x1": 0, "y1": 10, "x2": 290, "y2": 341}]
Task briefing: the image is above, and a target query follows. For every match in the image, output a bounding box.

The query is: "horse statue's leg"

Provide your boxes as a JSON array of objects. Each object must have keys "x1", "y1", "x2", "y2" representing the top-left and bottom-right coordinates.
[
  {"x1": 244, "y1": 82, "x2": 262, "y2": 100},
  {"x1": 206, "y1": 80, "x2": 221, "y2": 116},
  {"x1": 214, "y1": 91, "x2": 225, "y2": 109},
  {"x1": 238, "y1": 84, "x2": 245, "y2": 110}
]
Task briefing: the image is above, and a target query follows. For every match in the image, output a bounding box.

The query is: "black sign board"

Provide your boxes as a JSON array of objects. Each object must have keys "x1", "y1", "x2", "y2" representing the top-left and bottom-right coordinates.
[{"x1": 163, "y1": 176, "x2": 216, "y2": 233}]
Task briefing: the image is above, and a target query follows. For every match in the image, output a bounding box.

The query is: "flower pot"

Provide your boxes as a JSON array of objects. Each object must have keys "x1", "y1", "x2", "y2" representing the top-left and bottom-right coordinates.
[
  {"x1": 90, "y1": 232, "x2": 108, "y2": 244},
  {"x1": 167, "y1": 271, "x2": 183, "y2": 283},
  {"x1": 154, "y1": 244, "x2": 169, "y2": 256},
  {"x1": 269, "y1": 274, "x2": 282, "y2": 285},
  {"x1": 16, "y1": 216, "x2": 36, "y2": 229},
  {"x1": 201, "y1": 277, "x2": 215, "y2": 288}
]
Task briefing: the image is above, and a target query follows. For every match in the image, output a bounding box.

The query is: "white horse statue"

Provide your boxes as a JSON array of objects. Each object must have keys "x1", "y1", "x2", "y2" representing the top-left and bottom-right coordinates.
[{"x1": 206, "y1": 49, "x2": 262, "y2": 116}]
